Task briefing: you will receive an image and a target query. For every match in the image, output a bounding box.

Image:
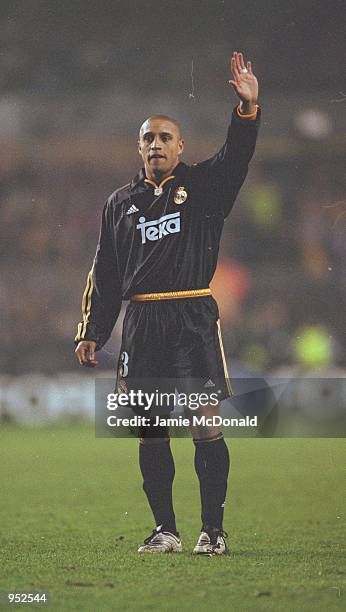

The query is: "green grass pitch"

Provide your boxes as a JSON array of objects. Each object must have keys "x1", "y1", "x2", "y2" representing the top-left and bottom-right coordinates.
[{"x1": 0, "y1": 425, "x2": 345, "y2": 611}]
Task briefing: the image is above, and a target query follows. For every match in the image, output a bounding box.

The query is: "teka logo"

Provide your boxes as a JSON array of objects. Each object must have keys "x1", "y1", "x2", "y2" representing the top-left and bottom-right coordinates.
[{"x1": 136, "y1": 212, "x2": 180, "y2": 244}]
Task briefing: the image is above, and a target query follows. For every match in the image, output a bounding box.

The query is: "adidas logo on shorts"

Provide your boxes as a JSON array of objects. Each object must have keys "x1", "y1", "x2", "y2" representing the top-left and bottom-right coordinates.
[{"x1": 204, "y1": 378, "x2": 216, "y2": 388}]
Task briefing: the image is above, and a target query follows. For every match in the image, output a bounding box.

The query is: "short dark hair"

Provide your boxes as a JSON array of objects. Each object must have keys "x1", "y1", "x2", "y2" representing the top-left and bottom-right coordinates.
[{"x1": 139, "y1": 115, "x2": 182, "y2": 138}]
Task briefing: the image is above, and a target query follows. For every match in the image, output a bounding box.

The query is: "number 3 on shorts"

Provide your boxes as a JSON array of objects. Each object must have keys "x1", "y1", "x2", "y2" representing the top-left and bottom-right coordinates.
[{"x1": 119, "y1": 351, "x2": 129, "y2": 377}]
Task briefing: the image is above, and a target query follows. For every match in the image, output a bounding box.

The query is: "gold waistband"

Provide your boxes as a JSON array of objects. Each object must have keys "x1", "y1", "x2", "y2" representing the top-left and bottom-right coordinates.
[{"x1": 130, "y1": 288, "x2": 212, "y2": 301}]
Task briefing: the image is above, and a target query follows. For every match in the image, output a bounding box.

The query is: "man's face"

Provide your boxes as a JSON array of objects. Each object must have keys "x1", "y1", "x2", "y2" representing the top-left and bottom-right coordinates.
[{"x1": 138, "y1": 118, "x2": 184, "y2": 180}]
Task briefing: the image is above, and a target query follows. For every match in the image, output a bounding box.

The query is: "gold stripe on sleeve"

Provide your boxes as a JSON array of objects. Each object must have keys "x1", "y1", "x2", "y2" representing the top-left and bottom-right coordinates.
[
  {"x1": 75, "y1": 267, "x2": 94, "y2": 342},
  {"x1": 81, "y1": 267, "x2": 94, "y2": 338},
  {"x1": 75, "y1": 322, "x2": 83, "y2": 342}
]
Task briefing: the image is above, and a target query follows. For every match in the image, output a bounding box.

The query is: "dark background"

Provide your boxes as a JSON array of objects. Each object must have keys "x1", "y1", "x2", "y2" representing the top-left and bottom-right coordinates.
[{"x1": 1, "y1": 0, "x2": 345, "y2": 374}]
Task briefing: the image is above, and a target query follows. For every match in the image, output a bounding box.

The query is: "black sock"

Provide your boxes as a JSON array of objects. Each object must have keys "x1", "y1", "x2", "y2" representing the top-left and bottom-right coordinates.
[
  {"x1": 194, "y1": 436, "x2": 230, "y2": 530},
  {"x1": 139, "y1": 440, "x2": 177, "y2": 535}
]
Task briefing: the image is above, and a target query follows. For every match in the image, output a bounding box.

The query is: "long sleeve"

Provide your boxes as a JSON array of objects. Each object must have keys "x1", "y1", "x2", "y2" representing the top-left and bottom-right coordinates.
[
  {"x1": 74, "y1": 200, "x2": 122, "y2": 350},
  {"x1": 193, "y1": 105, "x2": 261, "y2": 218}
]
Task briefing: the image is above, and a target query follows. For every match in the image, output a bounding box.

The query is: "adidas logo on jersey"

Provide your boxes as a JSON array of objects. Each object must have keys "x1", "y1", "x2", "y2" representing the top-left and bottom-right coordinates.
[
  {"x1": 127, "y1": 204, "x2": 139, "y2": 215},
  {"x1": 204, "y1": 378, "x2": 216, "y2": 388},
  {"x1": 136, "y1": 212, "x2": 180, "y2": 244}
]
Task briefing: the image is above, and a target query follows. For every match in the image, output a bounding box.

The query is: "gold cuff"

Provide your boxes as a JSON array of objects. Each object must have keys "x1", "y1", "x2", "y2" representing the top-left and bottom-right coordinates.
[{"x1": 236, "y1": 104, "x2": 259, "y2": 119}]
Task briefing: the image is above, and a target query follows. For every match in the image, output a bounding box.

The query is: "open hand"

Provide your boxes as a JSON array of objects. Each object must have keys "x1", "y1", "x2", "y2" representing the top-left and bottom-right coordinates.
[{"x1": 229, "y1": 51, "x2": 258, "y2": 110}]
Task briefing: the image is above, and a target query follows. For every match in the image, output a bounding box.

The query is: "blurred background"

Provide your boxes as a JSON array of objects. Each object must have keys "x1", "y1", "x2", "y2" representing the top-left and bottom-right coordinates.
[{"x1": 1, "y1": 0, "x2": 345, "y2": 407}]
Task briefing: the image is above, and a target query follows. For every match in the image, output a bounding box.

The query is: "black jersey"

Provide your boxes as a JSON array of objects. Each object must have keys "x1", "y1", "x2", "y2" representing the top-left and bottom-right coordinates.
[{"x1": 75, "y1": 105, "x2": 260, "y2": 350}]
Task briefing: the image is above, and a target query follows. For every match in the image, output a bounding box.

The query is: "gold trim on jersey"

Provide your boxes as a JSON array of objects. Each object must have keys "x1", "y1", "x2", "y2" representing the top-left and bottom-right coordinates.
[
  {"x1": 75, "y1": 266, "x2": 94, "y2": 342},
  {"x1": 144, "y1": 175, "x2": 175, "y2": 194},
  {"x1": 130, "y1": 288, "x2": 212, "y2": 301},
  {"x1": 216, "y1": 318, "x2": 233, "y2": 396}
]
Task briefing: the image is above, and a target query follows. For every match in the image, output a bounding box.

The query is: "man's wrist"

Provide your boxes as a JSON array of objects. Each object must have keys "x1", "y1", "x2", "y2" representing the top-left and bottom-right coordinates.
[{"x1": 238, "y1": 101, "x2": 258, "y2": 115}]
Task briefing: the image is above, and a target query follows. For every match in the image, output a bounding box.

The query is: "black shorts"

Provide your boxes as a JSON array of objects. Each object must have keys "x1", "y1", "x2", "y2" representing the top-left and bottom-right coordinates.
[{"x1": 115, "y1": 295, "x2": 232, "y2": 414}]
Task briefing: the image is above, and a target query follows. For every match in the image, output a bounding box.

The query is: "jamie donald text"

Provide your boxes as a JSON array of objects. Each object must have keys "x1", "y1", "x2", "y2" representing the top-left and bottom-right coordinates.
[{"x1": 106, "y1": 414, "x2": 258, "y2": 428}]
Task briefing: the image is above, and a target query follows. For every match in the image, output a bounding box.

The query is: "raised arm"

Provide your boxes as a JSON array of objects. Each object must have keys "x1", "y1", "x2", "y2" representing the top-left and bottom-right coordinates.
[{"x1": 192, "y1": 51, "x2": 260, "y2": 218}]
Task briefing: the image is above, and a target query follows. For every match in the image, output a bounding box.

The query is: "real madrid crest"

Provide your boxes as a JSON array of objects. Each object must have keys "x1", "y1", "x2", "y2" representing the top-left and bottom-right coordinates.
[{"x1": 174, "y1": 186, "x2": 188, "y2": 205}]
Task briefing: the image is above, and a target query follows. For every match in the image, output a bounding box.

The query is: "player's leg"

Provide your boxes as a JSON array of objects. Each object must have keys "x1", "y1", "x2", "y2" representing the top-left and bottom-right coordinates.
[
  {"x1": 138, "y1": 420, "x2": 181, "y2": 553},
  {"x1": 188, "y1": 404, "x2": 230, "y2": 555},
  {"x1": 170, "y1": 296, "x2": 231, "y2": 554},
  {"x1": 117, "y1": 302, "x2": 180, "y2": 553}
]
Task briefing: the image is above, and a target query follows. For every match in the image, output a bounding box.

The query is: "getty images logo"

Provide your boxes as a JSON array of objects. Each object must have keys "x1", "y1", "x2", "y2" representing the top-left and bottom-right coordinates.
[{"x1": 136, "y1": 212, "x2": 180, "y2": 245}]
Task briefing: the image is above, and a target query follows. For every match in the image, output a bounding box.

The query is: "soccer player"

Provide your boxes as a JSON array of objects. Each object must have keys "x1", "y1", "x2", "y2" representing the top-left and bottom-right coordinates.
[{"x1": 75, "y1": 52, "x2": 260, "y2": 555}]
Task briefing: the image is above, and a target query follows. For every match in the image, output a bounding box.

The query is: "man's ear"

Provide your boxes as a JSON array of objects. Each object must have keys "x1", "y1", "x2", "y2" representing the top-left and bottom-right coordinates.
[
  {"x1": 138, "y1": 139, "x2": 142, "y2": 155},
  {"x1": 178, "y1": 139, "x2": 185, "y2": 156}
]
